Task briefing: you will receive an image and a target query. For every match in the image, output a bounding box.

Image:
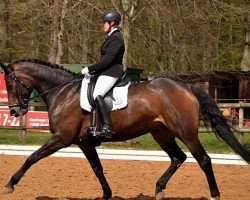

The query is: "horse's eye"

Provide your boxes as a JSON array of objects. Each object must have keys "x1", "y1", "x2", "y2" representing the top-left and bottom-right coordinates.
[{"x1": 7, "y1": 84, "x2": 13, "y2": 90}]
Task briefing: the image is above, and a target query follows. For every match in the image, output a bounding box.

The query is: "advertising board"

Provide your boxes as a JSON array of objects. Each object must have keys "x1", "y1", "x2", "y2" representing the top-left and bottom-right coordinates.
[
  {"x1": 0, "y1": 73, "x2": 8, "y2": 110},
  {"x1": 0, "y1": 110, "x2": 20, "y2": 126},
  {"x1": 26, "y1": 111, "x2": 49, "y2": 127},
  {"x1": 0, "y1": 110, "x2": 49, "y2": 132},
  {"x1": 0, "y1": 73, "x2": 7, "y2": 102}
]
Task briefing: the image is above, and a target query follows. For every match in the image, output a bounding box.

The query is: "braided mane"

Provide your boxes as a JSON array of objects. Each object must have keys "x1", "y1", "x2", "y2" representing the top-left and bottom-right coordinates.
[{"x1": 13, "y1": 59, "x2": 78, "y2": 75}]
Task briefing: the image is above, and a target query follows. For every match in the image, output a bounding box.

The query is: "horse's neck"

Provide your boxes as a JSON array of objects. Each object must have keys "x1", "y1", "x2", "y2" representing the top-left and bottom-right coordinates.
[{"x1": 30, "y1": 68, "x2": 77, "y2": 104}]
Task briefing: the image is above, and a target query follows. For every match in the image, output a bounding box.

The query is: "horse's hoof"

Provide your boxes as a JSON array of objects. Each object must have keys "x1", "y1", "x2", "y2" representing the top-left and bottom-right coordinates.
[
  {"x1": 211, "y1": 196, "x2": 220, "y2": 200},
  {"x1": 4, "y1": 186, "x2": 14, "y2": 194},
  {"x1": 155, "y1": 191, "x2": 165, "y2": 200}
]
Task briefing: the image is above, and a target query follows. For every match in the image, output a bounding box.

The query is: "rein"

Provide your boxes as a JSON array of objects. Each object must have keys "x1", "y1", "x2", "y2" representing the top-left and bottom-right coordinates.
[{"x1": 28, "y1": 74, "x2": 82, "y2": 101}]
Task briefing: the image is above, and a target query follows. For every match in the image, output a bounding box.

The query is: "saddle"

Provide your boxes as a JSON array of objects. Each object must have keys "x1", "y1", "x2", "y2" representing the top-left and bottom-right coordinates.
[{"x1": 87, "y1": 72, "x2": 129, "y2": 111}]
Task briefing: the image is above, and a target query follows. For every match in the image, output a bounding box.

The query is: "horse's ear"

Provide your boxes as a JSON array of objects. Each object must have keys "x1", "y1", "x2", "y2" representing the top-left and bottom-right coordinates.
[
  {"x1": 0, "y1": 62, "x2": 11, "y2": 74},
  {"x1": 0, "y1": 62, "x2": 7, "y2": 71}
]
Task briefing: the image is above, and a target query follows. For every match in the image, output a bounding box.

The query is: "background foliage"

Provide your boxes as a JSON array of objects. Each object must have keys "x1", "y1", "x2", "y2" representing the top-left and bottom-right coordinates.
[{"x1": 0, "y1": 0, "x2": 249, "y2": 75}]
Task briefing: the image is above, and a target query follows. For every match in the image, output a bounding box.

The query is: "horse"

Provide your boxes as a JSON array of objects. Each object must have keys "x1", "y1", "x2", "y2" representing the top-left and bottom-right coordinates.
[{"x1": 0, "y1": 59, "x2": 249, "y2": 200}]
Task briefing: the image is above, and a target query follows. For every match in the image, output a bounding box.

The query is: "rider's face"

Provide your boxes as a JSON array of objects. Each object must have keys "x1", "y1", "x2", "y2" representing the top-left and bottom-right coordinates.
[
  {"x1": 101, "y1": 21, "x2": 116, "y2": 33},
  {"x1": 101, "y1": 21, "x2": 110, "y2": 33}
]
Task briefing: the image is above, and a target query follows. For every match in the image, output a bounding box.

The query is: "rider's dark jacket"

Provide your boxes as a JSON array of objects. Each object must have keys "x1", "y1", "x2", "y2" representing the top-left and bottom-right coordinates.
[{"x1": 88, "y1": 29, "x2": 125, "y2": 78}]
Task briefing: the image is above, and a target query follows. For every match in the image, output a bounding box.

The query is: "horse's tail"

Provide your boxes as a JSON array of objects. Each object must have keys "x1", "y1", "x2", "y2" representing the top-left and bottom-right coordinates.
[{"x1": 191, "y1": 85, "x2": 250, "y2": 164}]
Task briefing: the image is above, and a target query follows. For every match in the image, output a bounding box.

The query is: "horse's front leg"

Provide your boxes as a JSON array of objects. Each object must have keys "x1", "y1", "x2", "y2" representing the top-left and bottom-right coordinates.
[
  {"x1": 5, "y1": 134, "x2": 70, "y2": 194},
  {"x1": 78, "y1": 143, "x2": 112, "y2": 200}
]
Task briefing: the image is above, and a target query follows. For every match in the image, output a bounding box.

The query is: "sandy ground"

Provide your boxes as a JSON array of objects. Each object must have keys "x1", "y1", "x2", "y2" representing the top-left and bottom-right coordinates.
[{"x1": 0, "y1": 154, "x2": 249, "y2": 200}]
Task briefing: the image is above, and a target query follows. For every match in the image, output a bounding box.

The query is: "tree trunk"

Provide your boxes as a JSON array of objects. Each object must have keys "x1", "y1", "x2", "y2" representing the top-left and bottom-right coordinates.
[
  {"x1": 240, "y1": 24, "x2": 250, "y2": 71},
  {"x1": 202, "y1": 29, "x2": 213, "y2": 71},
  {"x1": 81, "y1": 28, "x2": 89, "y2": 64},
  {"x1": 239, "y1": 20, "x2": 250, "y2": 118},
  {"x1": 48, "y1": 0, "x2": 68, "y2": 64},
  {"x1": 120, "y1": 0, "x2": 137, "y2": 69},
  {"x1": 0, "y1": 0, "x2": 10, "y2": 61},
  {"x1": 168, "y1": 25, "x2": 175, "y2": 72}
]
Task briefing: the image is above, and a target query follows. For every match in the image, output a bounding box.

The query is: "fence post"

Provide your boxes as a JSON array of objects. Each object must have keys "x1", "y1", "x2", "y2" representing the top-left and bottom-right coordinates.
[
  {"x1": 19, "y1": 115, "x2": 27, "y2": 143},
  {"x1": 238, "y1": 101, "x2": 244, "y2": 145}
]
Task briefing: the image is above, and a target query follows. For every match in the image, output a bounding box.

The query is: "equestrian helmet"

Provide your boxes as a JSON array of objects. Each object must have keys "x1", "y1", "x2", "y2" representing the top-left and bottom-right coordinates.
[{"x1": 100, "y1": 10, "x2": 121, "y2": 23}]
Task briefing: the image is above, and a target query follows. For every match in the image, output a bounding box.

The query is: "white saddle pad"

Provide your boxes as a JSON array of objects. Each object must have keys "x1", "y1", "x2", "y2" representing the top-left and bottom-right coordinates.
[{"x1": 80, "y1": 75, "x2": 130, "y2": 112}]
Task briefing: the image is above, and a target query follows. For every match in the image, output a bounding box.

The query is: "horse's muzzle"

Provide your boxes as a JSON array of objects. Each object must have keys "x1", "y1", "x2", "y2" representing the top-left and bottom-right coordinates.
[
  {"x1": 10, "y1": 109, "x2": 20, "y2": 117},
  {"x1": 10, "y1": 107, "x2": 28, "y2": 117}
]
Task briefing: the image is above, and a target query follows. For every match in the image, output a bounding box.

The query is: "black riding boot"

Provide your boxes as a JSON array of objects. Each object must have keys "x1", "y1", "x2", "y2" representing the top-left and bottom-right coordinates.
[{"x1": 94, "y1": 95, "x2": 114, "y2": 139}]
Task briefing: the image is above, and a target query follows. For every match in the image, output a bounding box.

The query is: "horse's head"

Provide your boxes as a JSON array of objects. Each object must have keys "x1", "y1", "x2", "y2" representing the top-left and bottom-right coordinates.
[{"x1": 0, "y1": 62, "x2": 34, "y2": 117}]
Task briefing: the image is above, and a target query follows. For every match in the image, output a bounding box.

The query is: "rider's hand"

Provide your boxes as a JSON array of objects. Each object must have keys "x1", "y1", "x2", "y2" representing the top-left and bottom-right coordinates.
[{"x1": 81, "y1": 67, "x2": 89, "y2": 75}]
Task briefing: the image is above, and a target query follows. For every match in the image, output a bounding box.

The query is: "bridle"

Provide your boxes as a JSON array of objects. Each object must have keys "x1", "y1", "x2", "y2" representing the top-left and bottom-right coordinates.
[
  {"x1": 4, "y1": 71, "x2": 30, "y2": 109},
  {"x1": 3, "y1": 69, "x2": 83, "y2": 109}
]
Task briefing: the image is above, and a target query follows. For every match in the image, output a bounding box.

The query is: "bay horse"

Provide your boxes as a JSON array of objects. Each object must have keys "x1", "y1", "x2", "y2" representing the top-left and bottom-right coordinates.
[{"x1": 0, "y1": 59, "x2": 249, "y2": 200}]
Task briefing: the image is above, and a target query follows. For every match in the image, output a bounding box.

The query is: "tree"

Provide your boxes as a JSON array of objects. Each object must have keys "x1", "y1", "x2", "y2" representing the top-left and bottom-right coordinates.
[
  {"x1": 0, "y1": 0, "x2": 11, "y2": 61},
  {"x1": 48, "y1": 0, "x2": 68, "y2": 64},
  {"x1": 240, "y1": 23, "x2": 250, "y2": 71},
  {"x1": 0, "y1": 0, "x2": 250, "y2": 74}
]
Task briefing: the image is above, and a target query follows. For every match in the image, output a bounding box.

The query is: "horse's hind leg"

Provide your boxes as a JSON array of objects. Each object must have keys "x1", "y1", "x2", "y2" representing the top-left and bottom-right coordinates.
[
  {"x1": 5, "y1": 134, "x2": 70, "y2": 194},
  {"x1": 184, "y1": 137, "x2": 220, "y2": 200},
  {"x1": 78, "y1": 143, "x2": 111, "y2": 200},
  {"x1": 151, "y1": 133, "x2": 187, "y2": 200}
]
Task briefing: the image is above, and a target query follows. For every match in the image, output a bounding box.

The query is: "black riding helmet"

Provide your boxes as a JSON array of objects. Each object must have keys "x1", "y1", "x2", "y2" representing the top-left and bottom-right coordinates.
[{"x1": 100, "y1": 10, "x2": 121, "y2": 23}]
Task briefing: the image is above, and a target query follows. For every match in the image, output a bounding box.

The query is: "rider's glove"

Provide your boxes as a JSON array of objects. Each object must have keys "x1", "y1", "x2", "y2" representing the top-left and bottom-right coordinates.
[{"x1": 81, "y1": 67, "x2": 89, "y2": 75}]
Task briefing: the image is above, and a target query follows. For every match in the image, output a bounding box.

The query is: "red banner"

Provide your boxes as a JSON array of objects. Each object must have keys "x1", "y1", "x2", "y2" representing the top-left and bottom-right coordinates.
[
  {"x1": 0, "y1": 110, "x2": 49, "y2": 132},
  {"x1": 0, "y1": 73, "x2": 9, "y2": 110},
  {"x1": 0, "y1": 110, "x2": 20, "y2": 126},
  {"x1": 26, "y1": 111, "x2": 49, "y2": 127},
  {"x1": 0, "y1": 73, "x2": 8, "y2": 103}
]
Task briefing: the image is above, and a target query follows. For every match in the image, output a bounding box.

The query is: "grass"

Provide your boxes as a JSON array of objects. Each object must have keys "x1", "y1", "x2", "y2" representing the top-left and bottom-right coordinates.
[
  {"x1": 104, "y1": 133, "x2": 250, "y2": 153},
  {"x1": 0, "y1": 130, "x2": 51, "y2": 145},
  {"x1": 0, "y1": 129, "x2": 249, "y2": 153}
]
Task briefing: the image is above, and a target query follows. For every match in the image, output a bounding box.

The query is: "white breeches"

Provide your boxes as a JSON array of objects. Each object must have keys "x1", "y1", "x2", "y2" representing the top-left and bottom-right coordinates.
[{"x1": 93, "y1": 75, "x2": 119, "y2": 100}]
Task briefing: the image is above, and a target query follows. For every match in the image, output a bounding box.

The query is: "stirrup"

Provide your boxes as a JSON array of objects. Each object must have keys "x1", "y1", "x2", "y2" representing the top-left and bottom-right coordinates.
[
  {"x1": 88, "y1": 126, "x2": 97, "y2": 135},
  {"x1": 88, "y1": 126, "x2": 113, "y2": 139},
  {"x1": 94, "y1": 127, "x2": 114, "y2": 139}
]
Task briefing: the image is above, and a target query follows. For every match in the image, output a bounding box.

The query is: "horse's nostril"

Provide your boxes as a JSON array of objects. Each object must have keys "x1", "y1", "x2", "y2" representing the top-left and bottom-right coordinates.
[{"x1": 10, "y1": 110, "x2": 18, "y2": 117}]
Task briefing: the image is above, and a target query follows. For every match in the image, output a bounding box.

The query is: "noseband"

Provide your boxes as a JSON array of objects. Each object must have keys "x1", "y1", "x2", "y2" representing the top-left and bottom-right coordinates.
[{"x1": 4, "y1": 71, "x2": 30, "y2": 109}]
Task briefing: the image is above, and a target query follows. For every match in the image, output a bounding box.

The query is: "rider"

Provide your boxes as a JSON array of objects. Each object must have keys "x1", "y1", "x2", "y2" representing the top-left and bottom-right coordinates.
[{"x1": 81, "y1": 10, "x2": 125, "y2": 139}]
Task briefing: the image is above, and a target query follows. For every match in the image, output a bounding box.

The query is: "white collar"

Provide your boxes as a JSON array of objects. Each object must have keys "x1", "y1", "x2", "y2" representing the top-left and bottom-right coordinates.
[{"x1": 108, "y1": 28, "x2": 118, "y2": 36}]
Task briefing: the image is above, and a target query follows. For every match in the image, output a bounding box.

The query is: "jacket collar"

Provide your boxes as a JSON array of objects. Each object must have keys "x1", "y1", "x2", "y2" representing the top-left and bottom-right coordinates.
[{"x1": 108, "y1": 28, "x2": 119, "y2": 36}]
